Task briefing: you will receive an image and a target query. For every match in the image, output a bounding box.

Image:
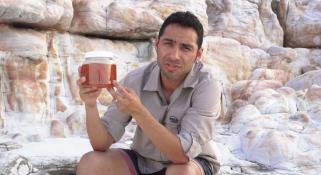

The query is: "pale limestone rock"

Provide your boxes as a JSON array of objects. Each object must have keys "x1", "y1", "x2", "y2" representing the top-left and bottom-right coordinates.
[
  {"x1": 310, "y1": 49, "x2": 321, "y2": 67},
  {"x1": 249, "y1": 68, "x2": 288, "y2": 85},
  {"x1": 229, "y1": 104, "x2": 261, "y2": 133},
  {"x1": 267, "y1": 46, "x2": 297, "y2": 59},
  {"x1": 222, "y1": 99, "x2": 248, "y2": 124},
  {"x1": 286, "y1": 69, "x2": 321, "y2": 90},
  {"x1": 0, "y1": 117, "x2": 4, "y2": 130},
  {"x1": 0, "y1": 25, "x2": 47, "y2": 59},
  {"x1": 0, "y1": 0, "x2": 73, "y2": 31},
  {"x1": 207, "y1": 0, "x2": 283, "y2": 48},
  {"x1": 70, "y1": 0, "x2": 207, "y2": 39},
  {"x1": 0, "y1": 66, "x2": 4, "y2": 129},
  {"x1": 289, "y1": 111, "x2": 312, "y2": 126},
  {"x1": 66, "y1": 112, "x2": 84, "y2": 136},
  {"x1": 55, "y1": 97, "x2": 67, "y2": 112},
  {"x1": 265, "y1": 46, "x2": 300, "y2": 78},
  {"x1": 203, "y1": 36, "x2": 252, "y2": 83},
  {"x1": 0, "y1": 141, "x2": 22, "y2": 152},
  {"x1": 0, "y1": 152, "x2": 34, "y2": 175},
  {"x1": 241, "y1": 129, "x2": 299, "y2": 169},
  {"x1": 4, "y1": 55, "x2": 48, "y2": 113},
  {"x1": 50, "y1": 120, "x2": 65, "y2": 138},
  {"x1": 276, "y1": 0, "x2": 321, "y2": 47},
  {"x1": 305, "y1": 85, "x2": 321, "y2": 122},
  {"x1": 249, "y1": 88, "x2": 289, "y2": 114},
  {"x1": 248, "y1": 48, "x2": 271, "y2": 68},
  {"x1": 287, "y1": 48, "x2": 321, "y2": 78},
  {"x1": 231, "y1": 80, "x2": 283, "y2": 101},
  {"x1": 277, "y1": 87, "x2": 298, "y2": 114},
  {"x1": 219, "y1": 82, "x2": 233, "y2": 122},
  {"x1": 306, "y1": 85, "x2": 321, "y2": 107}
]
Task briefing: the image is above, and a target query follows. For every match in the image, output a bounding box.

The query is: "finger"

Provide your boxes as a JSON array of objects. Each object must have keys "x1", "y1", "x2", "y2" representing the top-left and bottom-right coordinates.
[
  {"x1": 80, "y1": 86, "x2": 99, "y2": 94},
  {"x1": 113, "y1": 81, "x2": 129, "y2": 96},
  {"x1": 124, "y1": 87, "x2": 135, "y2": 94},
  {"x1": 107, "y1": 87, "x2": 117, "y2": 99},
  {"x1": 92, "y1": 88, "x2": 102, "y2": 96},
  {"x1": 77, "y1": 77, "x2": 86, "y2": 86}
]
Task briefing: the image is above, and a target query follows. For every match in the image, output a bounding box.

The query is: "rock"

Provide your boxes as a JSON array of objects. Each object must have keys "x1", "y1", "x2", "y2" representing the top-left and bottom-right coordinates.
[
  {"x1": 0, "y1": 0, "x2": 73, "y2": 31},
  {"x1": 50, "y1": 120, "x2": 65, "y2": 138},
  {"x1": 4, "y1": 55, "x2": 48, "y2": 113},
  {"x1": 277, "y1": 87, "x2": 298, "y2": 114},
  {"x1": 66, "y1": 112, "x2": 84, "y2": 136},
  {"x1": 249, "y1": 68, "x2": 288, "y2": 85},
  {"x1": 286, "y1": 69, "x2": 321, "y2": 90},
  {"x1": 276, "y1": 0, "x2": 321, "y2": 47},
  {"x1": 222, "y1": 99, "x2": 248, "y2": 124},
  {"x1": 231, "y1": 80, "x2": 283, "y2": 101},
  {"x1": 248, "y1": 88, "x2": 289, "y2": 114},
  {"x1": 70, "y1": 0, "x2": 208, "y2": 39},
  {"x1": 0, "y1": 25, "x2": 47, "y2": 59},
  {"x1": 305, "y1": 85, "x2": 321, "y2": 122},
  {"x1": 207, "y1": 0, "x2": 283, "y2": 48},
  {"x1": 203, "y1": 36, "x2": 252, "y2": 83},
  {"x1": 0, "y1": 141, "x2": 22, "y2": 152},
  {"x1": 278, "y1": 0, "x2": 321, "y2": 48},
  {"x1": 0, "y1": 152, "x2": 34, "y2": 175}
]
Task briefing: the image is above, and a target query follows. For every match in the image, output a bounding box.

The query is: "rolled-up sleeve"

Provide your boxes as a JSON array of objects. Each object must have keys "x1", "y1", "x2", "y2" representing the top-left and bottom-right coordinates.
[
  {"x1": 101, "y1": 103, "x2": 131, "y2": 142},
  {"x1": 178, "y1": 79, "x2": 222, "y2": 159}
]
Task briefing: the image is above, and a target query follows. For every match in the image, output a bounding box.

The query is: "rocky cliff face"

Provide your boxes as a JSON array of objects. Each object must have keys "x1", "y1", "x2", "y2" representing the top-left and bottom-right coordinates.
[{"x1": 0, "y1": 0, "x2": 321, "y2": 174}]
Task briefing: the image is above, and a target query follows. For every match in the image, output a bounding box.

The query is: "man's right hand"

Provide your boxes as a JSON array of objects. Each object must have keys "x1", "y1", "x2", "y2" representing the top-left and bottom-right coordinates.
[{"x1": 77, "y1": 76, "x2": 102, "y2": 107}]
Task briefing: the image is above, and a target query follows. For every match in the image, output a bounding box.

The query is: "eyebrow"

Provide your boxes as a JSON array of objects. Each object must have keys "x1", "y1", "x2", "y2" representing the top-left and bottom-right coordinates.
[{"x1": 162, "y1": 38, "x2": 194, "y2": 49}]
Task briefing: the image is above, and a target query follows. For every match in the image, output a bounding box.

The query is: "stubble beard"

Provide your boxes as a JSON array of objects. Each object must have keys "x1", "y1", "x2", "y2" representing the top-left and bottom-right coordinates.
[{"x1": 160, "y1": 70, "x2": 180, "y2": 81}]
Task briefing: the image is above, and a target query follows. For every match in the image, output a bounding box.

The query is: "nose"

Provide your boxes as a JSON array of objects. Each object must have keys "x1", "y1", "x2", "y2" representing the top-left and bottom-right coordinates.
[{"x1": 168, "y1": 46, "x2": 180, "y2": 61}]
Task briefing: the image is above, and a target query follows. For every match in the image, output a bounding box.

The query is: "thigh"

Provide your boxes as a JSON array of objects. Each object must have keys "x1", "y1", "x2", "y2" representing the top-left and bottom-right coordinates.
[
  {"x1": 76, "y1": 148, "x2": 133, "y2": 175},
  {"x1": 165, "y1": 160, "x2": 203, "y2": 175}
]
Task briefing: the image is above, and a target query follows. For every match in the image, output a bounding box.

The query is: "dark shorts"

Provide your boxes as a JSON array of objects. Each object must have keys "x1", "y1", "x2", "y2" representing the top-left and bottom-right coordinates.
[{"x1": 119, "y1": 149, "x2": 213, "y2": 175}]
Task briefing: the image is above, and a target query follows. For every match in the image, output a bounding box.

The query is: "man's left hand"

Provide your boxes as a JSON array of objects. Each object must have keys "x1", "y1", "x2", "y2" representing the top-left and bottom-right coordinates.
[{"x1": 107, "y1": 81, "x2": 144, "y2": 115}]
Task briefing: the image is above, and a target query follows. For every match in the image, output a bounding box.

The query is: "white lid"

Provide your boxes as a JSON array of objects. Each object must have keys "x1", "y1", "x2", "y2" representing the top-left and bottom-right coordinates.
[
  {"x1": 85, "y1": 51, "x2": 114, "y2": 58},
  {"x1": 84, "y1": 51, "x2": 115, "y2": 64}
]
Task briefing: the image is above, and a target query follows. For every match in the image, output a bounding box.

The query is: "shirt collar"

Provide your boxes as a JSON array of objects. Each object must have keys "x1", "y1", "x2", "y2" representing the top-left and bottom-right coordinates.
[{"x1": 143, "y1": 63, "x2": 161, "y2": 92}]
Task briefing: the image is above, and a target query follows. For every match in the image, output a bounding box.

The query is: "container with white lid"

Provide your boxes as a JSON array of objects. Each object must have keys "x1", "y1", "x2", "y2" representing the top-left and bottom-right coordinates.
[{"x1": 80, "y1": 51, "x2": 117, "y2": 88}]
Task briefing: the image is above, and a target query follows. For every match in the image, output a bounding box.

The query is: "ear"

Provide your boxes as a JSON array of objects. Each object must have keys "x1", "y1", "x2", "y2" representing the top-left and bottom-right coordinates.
[
  {"x1": 196, "y1": 48, "x2": 204, "y2": 61},
  {"x1": 154, "y1": 37, "x2": 160, "y2": 48}
]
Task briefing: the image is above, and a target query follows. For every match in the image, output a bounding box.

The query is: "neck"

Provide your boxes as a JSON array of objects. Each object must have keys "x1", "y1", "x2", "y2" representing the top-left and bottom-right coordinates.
[{"x1": 160, "y1": 75, "x2": 184, "y2": 103}]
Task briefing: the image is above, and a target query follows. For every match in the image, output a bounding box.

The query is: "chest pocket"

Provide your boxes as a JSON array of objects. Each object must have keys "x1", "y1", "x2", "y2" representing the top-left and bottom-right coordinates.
[{"x1": 164, "y1": 108, "x2": 185, "y2": 134}]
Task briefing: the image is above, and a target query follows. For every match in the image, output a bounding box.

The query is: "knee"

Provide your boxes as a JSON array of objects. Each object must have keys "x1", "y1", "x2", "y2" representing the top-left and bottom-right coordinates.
[
  {"x1": 79, "y1": 151, "x2": 98, "y2": 165},
  {"x1": 166, "y1": 163, "x2": 197, "y2": 175},
  {"x1": 76, "y1": 151, "x2": 101, "y2": 174}
]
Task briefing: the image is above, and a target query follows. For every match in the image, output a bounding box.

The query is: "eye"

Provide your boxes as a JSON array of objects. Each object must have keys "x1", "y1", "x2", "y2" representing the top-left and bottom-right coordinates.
[
  {"x1": 181, "y1": 45, "x2": 192, "y2": 52},
  {"x1": 163, "y1": 41, "x2": 173, "y2": 46}
]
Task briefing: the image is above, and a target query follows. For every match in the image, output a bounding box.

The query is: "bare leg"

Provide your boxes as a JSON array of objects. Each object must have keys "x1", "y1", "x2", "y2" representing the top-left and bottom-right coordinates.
[
  {"x1": 166, "y1": 160, "x2": 203, "y2": 175},
  {"x1": 76, "y1": 149, "x2": 132, "y2": 175}
]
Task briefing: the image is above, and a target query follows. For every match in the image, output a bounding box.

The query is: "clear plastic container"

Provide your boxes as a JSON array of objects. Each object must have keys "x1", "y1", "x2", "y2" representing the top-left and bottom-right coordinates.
[{"x1": 80, "y1": 51, "x2": 117, "y2": 88}]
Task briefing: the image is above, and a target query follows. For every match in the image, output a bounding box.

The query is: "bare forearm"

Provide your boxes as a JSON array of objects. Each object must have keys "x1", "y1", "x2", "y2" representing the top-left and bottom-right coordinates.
[
  {"x1": 132, "y1": 108, "x2": 188, "y2": 163},
  {"x1": 85, "y1": 104, "x2": 114, "y2": 151}
]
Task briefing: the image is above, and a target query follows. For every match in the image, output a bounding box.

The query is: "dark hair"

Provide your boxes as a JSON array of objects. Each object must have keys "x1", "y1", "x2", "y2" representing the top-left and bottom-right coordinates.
[{"x1": 158, "y1": 11, "x2": 204, "y2": 49}]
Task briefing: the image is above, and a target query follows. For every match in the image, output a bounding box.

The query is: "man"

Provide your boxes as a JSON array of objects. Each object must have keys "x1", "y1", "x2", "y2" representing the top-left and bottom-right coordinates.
[{"x1": 76, "y1": 11, "x2": 221, "y2": 175}]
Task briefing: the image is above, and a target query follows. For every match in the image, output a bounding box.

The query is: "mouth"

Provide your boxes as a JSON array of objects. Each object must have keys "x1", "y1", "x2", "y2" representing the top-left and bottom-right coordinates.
[{"x1": 165, "y1": 63, "x2": 181, "y2": 72}]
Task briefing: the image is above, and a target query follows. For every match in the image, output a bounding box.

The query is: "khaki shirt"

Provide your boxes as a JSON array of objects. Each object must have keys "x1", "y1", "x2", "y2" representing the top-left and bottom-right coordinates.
[{"x1": 101, "y1": 61, "x2": 221, "y2": 174}]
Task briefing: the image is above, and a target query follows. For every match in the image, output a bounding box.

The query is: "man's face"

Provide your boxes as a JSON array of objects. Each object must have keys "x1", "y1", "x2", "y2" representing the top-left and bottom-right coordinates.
[{"x1": 156, "y1": 24, "x2": 203, "y2": 82}]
